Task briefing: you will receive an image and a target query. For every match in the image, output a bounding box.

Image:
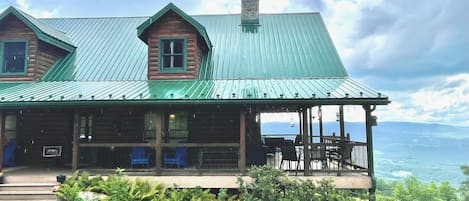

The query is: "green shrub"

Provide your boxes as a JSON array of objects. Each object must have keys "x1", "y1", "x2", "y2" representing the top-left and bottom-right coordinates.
[
  {"x1": 57, "y1": 166, "x2": 364, "y2": 201},
  {"x1": 376, "y1": 176, "x2": 460, "y2": 201},
  {"x1": 461, "y1": 165, "x2": 469, "y2": 201},
  {"x1": 56, "y1": 182, "x2": 83, "y2": 201},
  {"x1": 238, "y1": 166, "x2": 359, "y2": 201}
]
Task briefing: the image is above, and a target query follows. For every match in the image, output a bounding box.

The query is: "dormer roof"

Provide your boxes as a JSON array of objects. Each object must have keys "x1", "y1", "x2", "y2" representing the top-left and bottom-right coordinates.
[
  {"x1": 0, "y1": 6, "x2": 75, "y2": 52},
  {"x1": 136, "y1": 3, "x2": 212, "y2": 50}
]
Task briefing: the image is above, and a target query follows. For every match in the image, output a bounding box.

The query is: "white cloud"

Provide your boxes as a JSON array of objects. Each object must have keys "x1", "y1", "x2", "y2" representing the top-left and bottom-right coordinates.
[
  {"x1": 319, "y1": 0, "x2": 384, "y2": 65},
  {"x1": 376, "y1": 74, "x2": 469, "y2": 126},
  {"x1": 15, "y1": 0, "x2": 58, "y2": 18}
]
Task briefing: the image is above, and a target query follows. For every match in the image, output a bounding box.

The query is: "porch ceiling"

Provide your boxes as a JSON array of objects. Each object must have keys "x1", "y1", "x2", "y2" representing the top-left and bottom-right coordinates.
[{"x1": 0, "y1": 78, "x2": 389, "y2": 107}]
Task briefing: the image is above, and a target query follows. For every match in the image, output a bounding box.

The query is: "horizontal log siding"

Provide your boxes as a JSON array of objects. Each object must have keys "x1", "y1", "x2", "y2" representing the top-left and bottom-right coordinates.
[
  {"x1": 188, "y1": 111, "x2": 240, "y2": 143},
  {"x1": 18, "y1": 109, "x2": 71, "y2": 165},
  {"x1": 147, "y1": 11, "x2": 203, "y2": 80},
  {"x1": 0, "y1": 14, "x2": 37, "y2": 81},
  {"x1": 36, "y1": 41, "x2": 67, "y2": 79},
  {"x1": 93, "y1": 108, "x2": 143, "y2": 143}
]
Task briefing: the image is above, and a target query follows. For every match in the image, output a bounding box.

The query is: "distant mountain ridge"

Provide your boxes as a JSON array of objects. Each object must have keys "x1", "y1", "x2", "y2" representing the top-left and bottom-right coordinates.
[{"x1": 261, "y1": 121, "x2": 469, "y2": 186}]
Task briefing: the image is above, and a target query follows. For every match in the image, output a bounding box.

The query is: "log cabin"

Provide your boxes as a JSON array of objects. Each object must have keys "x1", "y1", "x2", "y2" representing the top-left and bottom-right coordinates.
[{"x1": 0, "y1": 0, "x2": 389, "y2": 195}]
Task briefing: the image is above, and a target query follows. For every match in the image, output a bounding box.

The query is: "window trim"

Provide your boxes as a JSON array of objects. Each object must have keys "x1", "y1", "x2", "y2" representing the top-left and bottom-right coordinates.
[
  {"x1": 0, "y1": 40, "x2": 29, "y2": 75},
  {"x1": 158, "y1": 37, "x2": 187, "y2": 73}
]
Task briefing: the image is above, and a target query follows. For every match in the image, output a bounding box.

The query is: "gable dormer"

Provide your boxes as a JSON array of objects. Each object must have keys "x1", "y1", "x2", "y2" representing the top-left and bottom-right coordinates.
[
  {"x1": 0, "y1": 7, "x2": 74, "y2": 81},
  {"x1": 137, "y1": 3, "x2": 211, "y2": 80}
]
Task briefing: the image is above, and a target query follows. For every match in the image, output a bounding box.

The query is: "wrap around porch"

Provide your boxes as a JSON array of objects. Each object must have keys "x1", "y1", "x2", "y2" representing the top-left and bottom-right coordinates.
[{"x1": 0, "y1": 104, "x2": 377, "y2": 189}]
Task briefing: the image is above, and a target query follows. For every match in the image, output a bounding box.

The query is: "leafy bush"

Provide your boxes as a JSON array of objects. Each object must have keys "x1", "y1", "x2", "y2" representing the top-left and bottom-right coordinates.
[
  {"x1": 376, "y1": 177, "x2": 460, "y2": 201},
  {"x1": 461, "y1": 165, "x2": 469, "y2": 201},
  {"x1": 238, "y1": 166, "x2": 359, "y2": 201},
  {"x1": 57, "y1": 166, "x2": 363, "y2": 201}
]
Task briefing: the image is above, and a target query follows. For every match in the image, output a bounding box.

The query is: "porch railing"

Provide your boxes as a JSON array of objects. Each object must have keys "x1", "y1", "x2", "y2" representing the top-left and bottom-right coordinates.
[
  {"x1": 77, "y1": 143, "x2": 241, "y2": 173},
  {"x1": 262, "y1": 134, "x2": 369, "y2": 175}
]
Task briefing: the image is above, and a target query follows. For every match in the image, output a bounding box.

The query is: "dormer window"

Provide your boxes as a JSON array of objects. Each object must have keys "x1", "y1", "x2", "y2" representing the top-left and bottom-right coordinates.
[
  {"x1": 159, "y1": 38, "x2": 186, "y2": 72},
  {"x1": 1, "y1": 40, "x2": 27, "y2": 74}
]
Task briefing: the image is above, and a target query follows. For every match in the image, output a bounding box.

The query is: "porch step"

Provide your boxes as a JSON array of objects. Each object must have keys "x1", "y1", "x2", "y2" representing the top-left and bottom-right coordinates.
[
  {"x1": 0, "y1": 190, "x2": 56, "y2": 200},
  {"x1": 3, "y1": 175, "x2": 58, "y2": 183},
  {"x1": 0, "y1": 183, "x2": 57, "y2": 191},
  {"x1": 0, "y1": 183, "x2": 57, "y2": 200}
]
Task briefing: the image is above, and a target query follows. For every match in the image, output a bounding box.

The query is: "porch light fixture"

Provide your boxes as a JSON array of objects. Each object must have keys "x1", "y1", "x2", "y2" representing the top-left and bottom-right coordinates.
[
  {"x1": 169, "y1": 114, "x2": 176, "y2": 120},
  {"x1": 336, "y1": 112, "x2": 340, "y2": 122}
]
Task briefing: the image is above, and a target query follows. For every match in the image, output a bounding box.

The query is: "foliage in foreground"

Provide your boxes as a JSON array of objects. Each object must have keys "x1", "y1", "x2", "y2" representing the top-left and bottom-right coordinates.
[
  {"x1": 238, "y1": 166, "x2": 362, "y2": 201},
  {"x1": 57, "y1": 165, "x2": 468, "y2": 201},
  {"x1": 56, "y1": 168, "x2": 224, "y2": 201},
  {"x1": 376, "y1": 177, "x2": 460, "y2": 201},
  {"x1": 461, "y1": 165, "x2": 469, "y2": 201},
  {"x1": 56, "y1": 166, "x2": 361, "y2": 201}
]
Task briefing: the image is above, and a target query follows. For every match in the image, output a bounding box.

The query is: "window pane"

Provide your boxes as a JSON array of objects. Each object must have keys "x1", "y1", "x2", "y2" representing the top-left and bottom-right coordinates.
[
  {"x1": 144, "y1": 113, "x2": 157, "y2": 139},
  {"x1": 163, "y1": 40, "x2": 172, "y2": 54},
  {"x1": 168, "y1": 112, "x2": 188, "y2": 141},
  {"x1": 173, "y1": 55, "x2": 183, "y2": 68},
  {"x1": 3, "y1": 42, "x2": 26, "y2": 73},
  {"x1": 173, "y1": 40, "x2": 183, "y2": 53},
  {"x1": 4, "y1": 115, "x2": 16, "y2": 131},
  {"x1": 162, "y1": 55, "x2": 172, "y2": 68}
]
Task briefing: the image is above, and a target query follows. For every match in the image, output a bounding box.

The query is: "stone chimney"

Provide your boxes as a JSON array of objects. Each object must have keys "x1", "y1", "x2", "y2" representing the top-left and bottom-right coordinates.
[{"x1": 241, "y1": 0, "x2": 259, "y2": 25}]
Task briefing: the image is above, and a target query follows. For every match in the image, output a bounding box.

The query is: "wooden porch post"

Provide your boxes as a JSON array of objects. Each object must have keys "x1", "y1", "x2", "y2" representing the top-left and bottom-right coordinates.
[
  {"x1": 239, "y1": 111, "x2": 246, "y2": 173},
  {"x1": 339, "y1": 105, "x2": 345, "y2": 139},
  {"x1": 302, "y1": 108, "x2": 310, "y2": 176},
  {"x1": 319, "y1": 106, "x2": 323, "y2": 143},
  {"x1": 308, "y1": 107, "x2": 313, "y2": 144},
  {"x1": 155, "y1": 112, "x2": 163, "y2": 175},
  {"x1": 364, "y1": 105, "x2": 376, "y2": 201},
  {"x1": 72, "y1": 110, "x2": 80, "y2": 172},
  {"x1": 0, "y1": 111, "x2": 4, "y2": 173}
]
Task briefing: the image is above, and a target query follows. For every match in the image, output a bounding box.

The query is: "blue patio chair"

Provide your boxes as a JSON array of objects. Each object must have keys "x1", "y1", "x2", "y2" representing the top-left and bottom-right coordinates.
[
  {"x1": 163, "y1": 147, "x2": 187, "y2": 168},
  {"x1": 130, "y1": 147, "x2": 150, "y2": 168},
  {"x1": 3, "y1": 139, "x2": 17, "y2": 167}
]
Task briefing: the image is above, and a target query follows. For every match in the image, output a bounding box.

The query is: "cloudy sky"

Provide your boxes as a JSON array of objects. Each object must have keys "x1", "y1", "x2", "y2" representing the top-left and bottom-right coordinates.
[{"x1": 1, "y1": 0, "x2": 468, "y2": 126}]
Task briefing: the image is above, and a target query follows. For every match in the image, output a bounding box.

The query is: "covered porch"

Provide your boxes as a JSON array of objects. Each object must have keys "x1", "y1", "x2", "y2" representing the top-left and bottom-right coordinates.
[{"x1": 1, "y1": 103, "x2": 377, "y2": 179}]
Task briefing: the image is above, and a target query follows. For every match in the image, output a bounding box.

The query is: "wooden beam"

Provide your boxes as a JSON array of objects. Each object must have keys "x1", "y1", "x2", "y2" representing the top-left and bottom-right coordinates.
[
  {"x1": 364, "y1": 105, "x2": 375, "y2": 178},
  {"x1": 309, "y1": 107, "x2": 313, "y2": 144},
  {"x1": 0, "y1": 111, "x2": 4, "y2": 173},
  {"x1": 239, "y1": 111, "x2": 246, "y2": 173},
  {"x1": 162, "y1": 143, "x2": 240, "y2": 148},
  {"x1": 339, "y1": 105, "x2": 345, "y2": 138},
  {"x1": 79, "y1": 143, "x2": 154, "y2": 147},
  {"x1": 319, "y1": 106, "x2": 324, "y2": 143},
  {"x1": 364, "y1": 105, "x2": 377, "y2": 201},
  {"x1": 72, "y1": 110, "x2": 80, "y2": 172},
  {"x1": 155, "y1": 111, "x2": 163, "y2": 175},
  {"x1": 302, "y1": 109, "x2": 311, "y2": 176}
]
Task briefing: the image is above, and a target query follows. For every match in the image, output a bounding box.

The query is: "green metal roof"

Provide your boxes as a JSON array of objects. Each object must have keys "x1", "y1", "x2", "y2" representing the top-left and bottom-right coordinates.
[
  {"x1": 39, "y1": 13, "x2": 346, "y2": 81},
  {"x1": 0, "y1": 82, "x2": 24, "y2": 91},
  {"x1": 0, "y1": 78, "x2": 388, "y2": 107},
  {"x1": 0, "y1": 7, "x2": 75, "y2": 52},
  {"x1": 137, "y1": 3, "x2": 212, "y2": 50},
  {"x1": 0, "y1": 9, "x2": 389, "y2": 106}
]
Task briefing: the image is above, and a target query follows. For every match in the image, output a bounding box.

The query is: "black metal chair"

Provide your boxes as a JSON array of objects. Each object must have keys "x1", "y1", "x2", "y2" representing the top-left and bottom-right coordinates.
[
  {"x1": 309, "y1": 143, "x2": 327, "y2": 171},
  {"x1": 335, "y1": 142, "x2": 352, "y2": 175},
  {"x1": 280, "y1": 140, "x2": 299, "y2": 175},
  {"x1": 264, "y1": 137, "x2": 284, "y2": 154}
]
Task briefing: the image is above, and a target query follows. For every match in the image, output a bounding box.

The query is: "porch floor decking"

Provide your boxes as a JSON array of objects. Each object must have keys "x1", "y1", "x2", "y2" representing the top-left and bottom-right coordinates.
[{"x1": 2, "y1": 166, "x2": 371, "y2": 189}]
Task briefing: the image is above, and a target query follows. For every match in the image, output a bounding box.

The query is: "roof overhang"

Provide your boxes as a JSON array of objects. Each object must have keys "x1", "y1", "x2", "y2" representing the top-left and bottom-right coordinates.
[
  {"x1": 136, "y1": 3, "x2": 212, "y2": 50},
  {"x1": 0, "y1": 7, "x2": 76, "y2": 52},
  {"x1": 0, "y1": 79, "x2": 390, "y2": 108}
]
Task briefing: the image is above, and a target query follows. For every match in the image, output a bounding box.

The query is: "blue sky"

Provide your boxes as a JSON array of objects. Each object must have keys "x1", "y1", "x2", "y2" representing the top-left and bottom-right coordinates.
[{"x1": 1, "y1": 0, "x2": 468, "y2": 126}]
